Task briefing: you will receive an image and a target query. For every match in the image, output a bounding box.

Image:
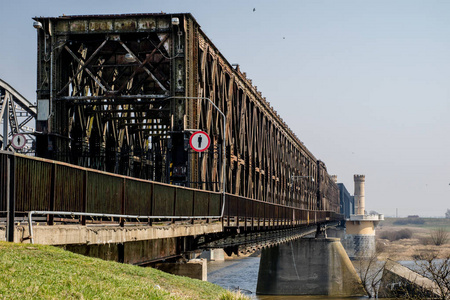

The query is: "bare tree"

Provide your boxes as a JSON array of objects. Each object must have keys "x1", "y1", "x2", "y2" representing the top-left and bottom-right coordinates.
[
  {"x1": 354, "y1": 249, "x2": 386, "y2": 298},
  {"x1": 414, "y1": 251, "x2": 450, "y2": 300},
  {"x1": 430, "y1": 228, "x2": 450, "y2": 246}
]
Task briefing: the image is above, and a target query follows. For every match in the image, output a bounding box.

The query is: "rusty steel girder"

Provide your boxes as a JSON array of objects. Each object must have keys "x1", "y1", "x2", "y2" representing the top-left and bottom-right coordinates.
[{"x1": 34, "y1": 13, "x2": 339, "y2": 213}]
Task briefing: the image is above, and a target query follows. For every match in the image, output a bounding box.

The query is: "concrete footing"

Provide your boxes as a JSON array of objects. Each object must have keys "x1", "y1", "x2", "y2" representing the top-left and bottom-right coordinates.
[
  {"x1": 199, "y1": 249, "x2": 225, "y2": 261},
  {"x1": 378, "y1": 259, "x2": 442, "y2": 299},
  {"x1": 256, "y1": 238, "x2": 366, "y2": 296},
  {"x1": 154, "y1": 259, "x2": 207, "y2": 281}
]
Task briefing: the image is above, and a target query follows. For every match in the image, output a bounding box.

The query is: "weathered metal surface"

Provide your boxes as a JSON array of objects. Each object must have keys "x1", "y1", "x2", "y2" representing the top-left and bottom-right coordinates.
[
  {"x1": 174, "y1": 188, "x2": 193, "y2": 216},
  {"x1": 54, "y1": 165, "x2": 84, "y2": 212},
  {"x1": 124, "y1": 178, "x2": 153, "y2": 216},
  {"x1": 15, "y1": 156, "x2": 52, "y2": 211},
  {"x1": 193, "y1": 190, "x2": 209, "y2": 216},
  {"x1": 225, "y1": 195, "x2": 238, "y2": 217},
  {"x1": 152, "y1": 183, "x2": 175, "y2": 216},
  {"x1": 209, "y1": 193, "x2": 221, "y2": 216},
  {"x1": 254, "y1": 199, "x2": 264, "y2": 219},
  {"x1": 86, "y1": 172, "x2": 123, "y2": 214}
]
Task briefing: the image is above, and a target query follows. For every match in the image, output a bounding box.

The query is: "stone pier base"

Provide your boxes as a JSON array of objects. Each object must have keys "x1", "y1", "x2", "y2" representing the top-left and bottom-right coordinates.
[
  {"x1": 256, "y1": 238, "x2": 366, "y2": 296},
  {"x1": 342, "y1": 234, "x2": 376, "y2": 259},
  {"x1": 154, "y1": 259, "x2": 207, "y2": 281}
]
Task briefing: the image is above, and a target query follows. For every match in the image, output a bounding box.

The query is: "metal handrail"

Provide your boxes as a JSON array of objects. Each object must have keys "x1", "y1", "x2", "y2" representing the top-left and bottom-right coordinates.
[{"x1": 27, "y1": 210, "x2": 221, "y2": 244}]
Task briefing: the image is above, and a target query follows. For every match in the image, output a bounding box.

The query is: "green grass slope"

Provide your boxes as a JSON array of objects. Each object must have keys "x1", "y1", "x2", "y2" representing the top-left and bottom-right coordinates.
[{"x1": 0, "y1": 242, "x2": 245, "y2": 300}]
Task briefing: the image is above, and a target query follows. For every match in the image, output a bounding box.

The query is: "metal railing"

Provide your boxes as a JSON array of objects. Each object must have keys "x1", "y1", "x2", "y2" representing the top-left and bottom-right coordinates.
[{"x1": 1, "y1": 151, "x2": 343, "y2": 243}]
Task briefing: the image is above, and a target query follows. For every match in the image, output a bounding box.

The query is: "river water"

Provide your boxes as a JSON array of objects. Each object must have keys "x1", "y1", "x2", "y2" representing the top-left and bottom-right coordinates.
[{"x1": 207, "y1": 256, "x2": 369, "y2": 300}]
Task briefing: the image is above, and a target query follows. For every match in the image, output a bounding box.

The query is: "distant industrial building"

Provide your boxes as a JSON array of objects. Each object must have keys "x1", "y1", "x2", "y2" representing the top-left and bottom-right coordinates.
[{"x1": 337, "y1": 183, "x2": 354, "y2": 219}]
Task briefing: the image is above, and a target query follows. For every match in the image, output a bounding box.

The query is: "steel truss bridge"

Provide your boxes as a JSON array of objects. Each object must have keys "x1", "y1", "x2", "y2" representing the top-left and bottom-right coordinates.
[
  {"x1": 1, "y1": 13, "x2": 342, "y2": 259},
  {"x1": 0, "y1": 79, "x2": 36, "y2": 153}
]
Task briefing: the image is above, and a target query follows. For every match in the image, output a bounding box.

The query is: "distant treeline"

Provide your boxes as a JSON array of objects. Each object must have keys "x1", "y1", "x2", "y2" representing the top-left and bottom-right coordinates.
[{"x1": 393, "y1": 218, "x2": 425, "y2": 225}]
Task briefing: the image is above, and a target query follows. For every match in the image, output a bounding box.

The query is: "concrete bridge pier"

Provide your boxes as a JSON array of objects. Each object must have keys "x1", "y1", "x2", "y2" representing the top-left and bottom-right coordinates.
[
  {"x1": 199, "y1": 249, "x2": 225, "y2": 261},
  {"x1": 256, "y1": 238, "x2": 366, "y2": 297},
  {"x1": 154, "y1": 259, "x2": 208, "y2": 281}
]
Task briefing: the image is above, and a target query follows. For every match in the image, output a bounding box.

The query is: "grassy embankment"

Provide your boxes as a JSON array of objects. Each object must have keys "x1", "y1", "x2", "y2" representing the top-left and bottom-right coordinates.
[{"x1": 0, "y1": 242, "x2": 247, "y2": 299}]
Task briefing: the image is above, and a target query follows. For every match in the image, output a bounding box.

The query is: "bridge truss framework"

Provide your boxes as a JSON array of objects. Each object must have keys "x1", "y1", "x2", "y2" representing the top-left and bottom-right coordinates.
[
  {"x1": 33, "y1": 13, "x2": 339, "y2": 213},
  {"x1": 0, "y1": 79, "x2": 36, "y2": 154}
]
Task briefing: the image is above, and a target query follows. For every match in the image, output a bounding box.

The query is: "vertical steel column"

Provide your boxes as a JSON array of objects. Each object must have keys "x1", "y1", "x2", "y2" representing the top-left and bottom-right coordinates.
[
  {"x1": 6, "y1": 154, "x2": 15, "y2": 242},
  {"x1": 35, "y1": 18, "x2": 50, "y2": 158},
  {"x1": 170, "y1": 16, "x2": 188, "y2": 185},
  {"x1": 1, "y1": 95, "x2": 8, "y2": 150}
]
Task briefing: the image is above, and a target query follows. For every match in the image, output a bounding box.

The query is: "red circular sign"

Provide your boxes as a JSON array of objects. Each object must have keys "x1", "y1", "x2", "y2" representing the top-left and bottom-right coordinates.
[
  {"x1": 11, "y1": 133, "x2": 26, "y2": 150},
  {"x1": 189, "y1": 131, "x2": 210, "y2": 152}
]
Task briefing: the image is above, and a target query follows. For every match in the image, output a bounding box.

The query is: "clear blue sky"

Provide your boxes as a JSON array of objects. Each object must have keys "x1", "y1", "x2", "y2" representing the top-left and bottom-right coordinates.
[{"x1": 1, "y1": 0, "x2": 449, "y2": 217}]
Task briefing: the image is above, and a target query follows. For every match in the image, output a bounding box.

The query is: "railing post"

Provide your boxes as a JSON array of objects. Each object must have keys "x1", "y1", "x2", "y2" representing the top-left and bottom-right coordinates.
[{"x1": 6, "y1": 154, "x2": 15, "y2": 242}]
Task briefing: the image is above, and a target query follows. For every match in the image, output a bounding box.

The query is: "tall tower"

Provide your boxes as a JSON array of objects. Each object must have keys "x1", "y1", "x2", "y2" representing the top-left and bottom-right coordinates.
[
  {"x1": 343, "y1": 174, "x2": 384, "y2": 259},
  {"x1": 354, "y1": 175, "x2": 365, "y2": 215}
]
